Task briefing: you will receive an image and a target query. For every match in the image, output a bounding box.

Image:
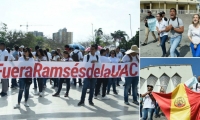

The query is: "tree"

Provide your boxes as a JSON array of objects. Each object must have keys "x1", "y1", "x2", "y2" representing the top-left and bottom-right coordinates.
[
  {"x1": 94, "y1": 28, "x2": 103, "y2": 44},
  {"x1": 0, "y1": 23, "x2": 8, "y2": 43},
  {"x1": 111, "y1": 30, "x2": 129, "y2": 42}
]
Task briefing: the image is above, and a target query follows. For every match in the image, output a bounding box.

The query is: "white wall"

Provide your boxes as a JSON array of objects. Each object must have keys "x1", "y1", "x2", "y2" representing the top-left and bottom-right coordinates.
[{"x1": 140, "y1": 65, "x2": 193, "y2": 94}]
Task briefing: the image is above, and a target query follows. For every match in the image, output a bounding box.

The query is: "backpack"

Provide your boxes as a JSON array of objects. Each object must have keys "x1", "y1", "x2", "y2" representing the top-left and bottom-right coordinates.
[
  {"x1": 87, "y1": 54, "x2": 99, "y2": 62},
  {"x1": 164, "y1": 17, "x2": 167, "y2": 21},
  {"x1": 71, "y1": 51, "x2": 79, "y2": 62},
  {"x1": 168, "y1": 17, "x2": 179, "y2": 27}
]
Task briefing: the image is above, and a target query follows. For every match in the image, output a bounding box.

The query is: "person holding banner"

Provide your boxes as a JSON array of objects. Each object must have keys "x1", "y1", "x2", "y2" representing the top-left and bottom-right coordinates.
[
  {"x1": 165, "y1": 8, "x2": 184, "y2": 57},
  {"x1": 0, "y1": 43, "x2": 9, "y2": 97},
  {"x1": 78, "y1": 44, "x2": 101, "y2": 106},
  {"x1": 156, "y1": 12, "x2": 168, "y2": 57},
  {"x1": 142, "y1": 11, "x2": 157, "y2": 46},
  {"x1": 188, "y1": 14, "x2": 200, "y2": 57},
  {"x1": 122, "y1": 45, "x2": 139, "y2": 105},
  {"x1": 14, "y1": 47, "x2": 34, "y2": 108},
  {"x1": 190, "y1": 76, "x2": 200, "y2": 92}
]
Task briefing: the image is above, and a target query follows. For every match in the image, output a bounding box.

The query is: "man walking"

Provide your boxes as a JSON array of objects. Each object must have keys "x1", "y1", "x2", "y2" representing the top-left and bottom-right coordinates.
[
  {"x1": 165, "y1": 8, "x2": 184, "y2": 57},
  {"x1": 142, "y1": 11, "x2": 157, "y2": 46}
]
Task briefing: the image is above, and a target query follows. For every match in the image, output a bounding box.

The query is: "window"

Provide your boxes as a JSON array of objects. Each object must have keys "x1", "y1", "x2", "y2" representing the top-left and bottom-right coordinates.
[
  {"x1": 171, "y1": 73, "x2": 181, "y2": 87},
  {"x1": 140, "y1": 77, "x2": 146, "y2": 88},
  {"x1": 147, "y1": 74, "x2": 158, "y2": 87},
  {"x1": 159, "y1": 73, "x2": 170, "y2": 91}
]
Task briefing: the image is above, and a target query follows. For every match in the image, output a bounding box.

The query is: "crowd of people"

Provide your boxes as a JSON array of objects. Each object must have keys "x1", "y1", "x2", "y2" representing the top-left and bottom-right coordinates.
[{"x1": 0, "y1": 42, "x2": 139, "y2": 109}]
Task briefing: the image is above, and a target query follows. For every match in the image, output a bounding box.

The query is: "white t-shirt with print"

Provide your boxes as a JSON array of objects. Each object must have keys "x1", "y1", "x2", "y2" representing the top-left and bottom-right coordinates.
[
  {"x1": 0, "y1": 49, "x2": 9, "y2": 61},
  {"x1": 143, "y1": 94, "x2": 155, "y2": 108}
]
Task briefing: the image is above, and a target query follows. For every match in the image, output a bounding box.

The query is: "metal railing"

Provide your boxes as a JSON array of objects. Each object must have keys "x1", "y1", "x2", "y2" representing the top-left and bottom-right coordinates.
[
  {"x1": 140, "y1": 0, "x2": 198, "y2": 3},
  {"x1": 141, "y1": 9, "x2": 198, "y2": 14}
]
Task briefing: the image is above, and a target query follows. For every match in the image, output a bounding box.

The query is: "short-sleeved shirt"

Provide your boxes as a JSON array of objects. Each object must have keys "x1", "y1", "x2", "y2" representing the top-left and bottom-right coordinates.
[
  {"x1": 0, "y1": 49, "x2": 9, "y2": 61},
  {"x1": 168, "y1": 17, "x2": 184, "y2": 38},
  {"x1": 70, "y1": 49, "x2": 83, "y2": 61},
  {"x1": 53, "y1": 55, "x2": 60, "y2": 61},
  {"x1": 109, "y1": 57, "x2": 119, "y2": 63},
  {"x1": 100, "y1": 56, "x2": 110, "y2": 63},
  {"x1": 12, "y1": 51, "x2": 19, "y2": 59},
  {"x1": 18, "y1": 57, "x2": 34, "y2": 62},
  {"x1": 83, "y1": 53, "x2": 101, "y2": 63},
  {"x1": 143, "y1": 94, "x2": 155, "y2": 108},
  {"x1": 188, "y1": 24, "x2": 200, "y2": 44},
  {"x1": 116, "y1": 52, "x2": 123, "y2": 60},
  {"x1": 156, "y1": 20, "x2": 168, "y2": 37},
  {"x1": 122, "y1": 54, "x2": 139, "y2": 63}
]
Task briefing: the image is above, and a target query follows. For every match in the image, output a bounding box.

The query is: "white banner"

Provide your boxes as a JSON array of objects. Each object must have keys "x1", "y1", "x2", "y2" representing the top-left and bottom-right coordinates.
[
  {"x1": 148, "y1": 18, "x2": 156, "y2": 31},
  {"x1": 0, "y1": 61, "x2": 139, "y2": 78}
]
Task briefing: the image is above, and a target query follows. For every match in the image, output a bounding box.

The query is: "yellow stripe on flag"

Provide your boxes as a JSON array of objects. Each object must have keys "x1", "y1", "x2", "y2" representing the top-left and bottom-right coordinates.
[{"x1": 170, "y1": 84, "x2": 191, "y2": 120}]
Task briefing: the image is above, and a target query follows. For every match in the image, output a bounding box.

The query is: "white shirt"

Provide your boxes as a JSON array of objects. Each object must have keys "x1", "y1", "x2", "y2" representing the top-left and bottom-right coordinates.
[
  {"x1": 95, "y1": 51, "x2": 100, "y2": 56},
  {"x1": 122, "y1": 54, "x2": 139, "y2": 63},
  {"x1": 0, "y1": 49, "x2": 9, "y2": 61},
  {"x1": 156, "y1": 20, "x2": 168, "y2": 37},
  {"x1": 35, "y1": 56, "x2": 47, "y2": 61},
  {"x1": 18, "y1": 57, "x2": 34, "y2": 62},
  {"x1": 70, "y1": 49, "x2": 83, "y2": 61},
  {"x1": 8, "y1": 54, "x2": 15, "y2": 61},
  {"x1": 32, "y1": 51, "x2": 36, "y2": 57},
  {"x1": 109, "y1": 57, "x2": 119, "y2": 63},
  {"x1": 188, "y1": 24, "x2": 200, "y2": 44},
  {"x1": 116, "y1": 52, "x2": 123, "y2": 60},
  {"x1": 53, "y1": 55, "x2": 60, "y2": 61},
  {"x1": 192, "y1": 83, "x2": 200, "y2": 92},
  {"x1": 47, "y1": 52, "x2": 52, "y2": 61},
  {"x1": 61, "y1": 57, "x2": 73, "y2": 62},
  {"x1": 143, "y1": 94, "x2": 155, "y2": 108},
  {"x1": 100, "y1": 56, "x2": 111, "y2": 63},
  {"x1": 83, "y1": 53, "x2": 101, "y2": 63}
]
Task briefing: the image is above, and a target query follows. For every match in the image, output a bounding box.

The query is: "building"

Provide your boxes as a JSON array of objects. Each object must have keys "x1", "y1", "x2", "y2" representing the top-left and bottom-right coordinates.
[
  {"x1": 30, "y1": 31, "x2": 43, "y2": 37},
  {"x1": 140, "y1": 0, "x2": 200, "y2": 14},
  {"x1": 53, "y1": 28, "x2": 73, "y2": 44},
  {"x1": 140, "y1": 64, "x2": 193, "y2": 94}
]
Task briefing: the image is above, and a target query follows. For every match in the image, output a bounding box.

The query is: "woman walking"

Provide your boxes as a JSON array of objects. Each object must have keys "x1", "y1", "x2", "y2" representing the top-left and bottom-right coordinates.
[
  {"x1": 188, "y1": 14, "x2": 200, "y2": 57},
  {"x1": 14, "y1": 48, "x2": 34, "y2": 108}
]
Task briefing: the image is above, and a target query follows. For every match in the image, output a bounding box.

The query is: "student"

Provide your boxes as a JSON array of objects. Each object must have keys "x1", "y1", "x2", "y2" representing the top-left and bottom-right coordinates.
[
  {"x1": 52, "y1": 51, "x2": 73, "y2": 97},
  {"x1": 78, "y1": 44, "x2": 101, "y2": 106},
  {"x1": 156, "y1": 13, "x2": 168, "y2": 57},
  {"x1": 11, "y1": 45, "x2": 19, "y2": 89},
  {"x1": 35, "y1": 49, "x2": 47, "y2": 97},
  {"x1": 188, "y1": 14, "x2": 200, "y2": 57},
  {"x1": 32, "y1": 46, "x2": 40, "y2": 89},
  {"x1": 94, "y1": 49, "x2": 110, "y2": 100},
  {"x1": 14, "y1": 48, "x2": 34, "y2": 108},
  {"x1": 122, "y1": 45, "x2": 139, "y2": 105},
  {"x1": 165, "y1": 8, "x2": 184, "y2": 57},
  {"x1": 107, "y1": 50, "x2": 119, "y2": 95},
  {"x1": 51, "y1": 51, "x2": 60, "y2": 88},
  {"x1": 0, "y1": 43, "x2": 9, "y2": 97},
  {"x1": 142, "y1": 11, "x2": 157, "y2": 46}
]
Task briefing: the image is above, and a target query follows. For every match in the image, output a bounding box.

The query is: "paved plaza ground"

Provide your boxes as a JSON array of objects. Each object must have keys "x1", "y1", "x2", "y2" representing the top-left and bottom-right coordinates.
[{"x1": 0, "y1": 78, "x2": 138, "y2": 120}]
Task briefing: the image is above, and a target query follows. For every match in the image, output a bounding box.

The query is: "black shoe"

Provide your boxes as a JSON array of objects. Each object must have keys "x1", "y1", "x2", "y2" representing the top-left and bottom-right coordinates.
[
  {"x1": 117, "y1": 84, "x2": 120, "y2": 86},
  {"x1": 153, "y1": 40, "x2": 157, "y2": 43},
  {"x1": 161, "y1": 54, "x2": 167, "y2": 57},
  {"x1": 77, "y1": 101, "x2": 84, "y2": 106},
  {"x1": 1, "y1": 92, "x2": 7, "y2": 97},
  {"x1": 0, "y1": 92, "x2": 2, "y2": 95},
  {"x1": 141, "y1": 43, "x2": 147, "y2": 46},
  {"x1": 113, "y1": 92, "x2": 118, "y2": 95},
  {"x1": 89, "y1": 101, "x2": 94, "y2": 106}
]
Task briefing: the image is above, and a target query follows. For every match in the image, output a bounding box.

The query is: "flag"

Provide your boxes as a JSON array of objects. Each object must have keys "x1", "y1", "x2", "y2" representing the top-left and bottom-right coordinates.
[
  {"x1": 184, "y1": 77, "x2": 198, "y2": 88},
  {"x1": 152, "y1": 83, "x2": 200, "y2": 120}
]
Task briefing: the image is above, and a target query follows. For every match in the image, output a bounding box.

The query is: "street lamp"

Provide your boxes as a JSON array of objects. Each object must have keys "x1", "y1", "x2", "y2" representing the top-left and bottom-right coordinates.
[
  {"x1": 129, "y1": 14, "x2": 132, "y2": 38},
  {"x1": 91, "y1": 23, "x2": 94, "y2": 42}
]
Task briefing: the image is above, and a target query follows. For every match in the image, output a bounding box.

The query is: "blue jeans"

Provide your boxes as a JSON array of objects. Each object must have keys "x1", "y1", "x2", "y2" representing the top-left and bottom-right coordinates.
[
  {"x1": 155, "y1": 102, "x2": 160, "y2": 116},
  {"x1": 80, "y1": 78, "x2": 97, "y2": 102},
  {"x1": 18, "y1": 78, "x2": 31, "y2": 103},
  {"x1": 190, "y1": 42, "x2": 200, "y2": 57},
  {"x1": 140, "y1": 105, "x2": 143, "y2": 117},
  {"x1": 107, "y1": 78, "x2": 117, "y2": 93},
  {"x1": 142, "y1": 108, "x2": 155, "y2": 120},
  {"x1": 11, "y1": 78, "x2": 18, "y2": 87},
  {"x1": 124, "y1": 76, "x2": 139, "y2": 102},
  {"x1": 160, "y1": 35, "x2": 168, "y2": 55},
  {"x1": 170, "y1": 35, "x2": 182, "y2": 57}
]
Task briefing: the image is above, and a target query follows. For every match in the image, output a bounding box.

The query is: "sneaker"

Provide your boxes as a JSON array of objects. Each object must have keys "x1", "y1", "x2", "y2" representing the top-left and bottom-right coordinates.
[
  {"x1": 24, "y1": 102, "x2": 29, "y2": 107},
  {"x1": 89, "y1": 101, "x2": 94, "y2": 106},
  {"x1": 94, "y1": 96, "x2": 97, "y2": 99},
  {"x1": 52, "y1": 93, "x2": 60, "y2": 97},
  {"x1": 39, "y1": 92, "x2": 42, "y2": 97},
  {"x1": 77, "y1": 101, "x2": 84, "y2": 106},
  {"x1": 153, "y1": 40, "x2": 157, "y2": 43},
  {"x1": 1, "y1": 92, "x2": 7, "y2": 97},
  {"x1": 64, "y1": 93, "x2": 68, "y2": 97},
  {"x1": 124, "y1": 102, "x2": 130, "y2": 105},
  {"x1": 34, "y1": 91, "x2": 39, "y2": 95},
  {"x1": 14, "y1": 104, "x2": 20, "y2": 109},
  {"x1": 157, "y1": 44, "x2": 160, "y2": 47},
  {"x1": 161, "y1": 54, "x2": 167, "y2": 57},
  {"x1": 133, "y1": 101, "x2": 139, "y2": 105},
  {"x1": 141, "y1": 43, "x2": 147, "y2": 46},
  {"x1": 101, "y1": 96, "x2": 110, "y2": 100}
]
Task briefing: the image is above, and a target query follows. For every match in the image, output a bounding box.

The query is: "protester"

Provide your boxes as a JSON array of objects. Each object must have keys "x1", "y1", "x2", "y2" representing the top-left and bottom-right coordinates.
[
  {"x1": 140, "y1": 94, "x2": 143, "y2": 119},
  {"x1": 52, "y1": 50, "x2": 73, "y2": 97},
  {"x1": 142, "y1": 10, "x2": 157, "y2": 46},
  {"x1": 14, "y1": 47, "x2": 34, "y2": 108},
  {"x1": 165, "y1": 8, "x2": 184, "y2": 57},
  {"x1": 156, "y1": 12, "x2": 168, "y2": 57},
  {"x1": 190, "y1": 76, "x2": 200, "y2": 92},
  {"x1": 115, "y1": 47, "x2": 123, "y2": 86},
  {"x1": 155, "y1": 87, "x2": 165, "y2": 118},
  {"x1": 70, "y1": 46, "x2": 83, "y2": 86},
  {"x1": 11, "y1": 45, "x2": 19, "y2": 89},
  {"x1": 46, "y1": 48, "x2": 52, "y2": 61},
  {"x1": 141, "y1": 84, "x2": 156, "y2": 120},
  {"x1": 51, "y1": 51, "x2": 60, "y2": 88},
  {"x1": 94, "y1": 49, "x2": 110, "y2": 100},
  {"x1": 78, "y1": 44, "x2": 100, "y2": 106},
  {"x1": 0, "y1": 43, "x2": 9, "y2": 97},
  {"x1": 105, "y1": 48, "x2": 110, "y2": 57},
  {"x1": 188, "y1": 14, "x2": 200, "y2": 57},
  {"x1": 32, "y1": 45, "x2": 40, "y2": 89}
]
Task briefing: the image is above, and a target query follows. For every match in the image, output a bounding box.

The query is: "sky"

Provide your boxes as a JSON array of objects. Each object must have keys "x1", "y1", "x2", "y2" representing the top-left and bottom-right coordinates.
[
  {"x1": 141, "y1": 58, "x2": 200, "y2": 77},
  {"x1": 0, "y1": 0, "x2": 139, "y2": 43}
]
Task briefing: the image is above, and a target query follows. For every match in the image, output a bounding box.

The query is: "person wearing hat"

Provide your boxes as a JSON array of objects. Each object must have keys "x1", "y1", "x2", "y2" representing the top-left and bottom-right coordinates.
[
  {"x1": 142, "y1": 11, "x2": 157, "y2": 46},
  {"x1": 141, "y1": 84, "x2": 156, "y2": 120},
  {"x1": 122, "y1": 45, "x2": 139, "y2": 105}
]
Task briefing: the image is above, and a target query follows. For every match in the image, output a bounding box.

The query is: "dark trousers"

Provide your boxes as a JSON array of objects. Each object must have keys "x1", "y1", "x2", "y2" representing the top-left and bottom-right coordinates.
[
  {"x1": 95, "y1": 78, "x2": 108, "y2": 97},
  {"x1": 73, "y1": 78, "x2": 82, "y2": 85},
  {"x1": 34, "y1": 78, "x2": 37, "y2": 88},
  {"x1": 53, "y1": 78, "x2": 59, "y2": 87},
  {"x1": 37, "y1": 78, "x2": 43, "y2": 92},
  {"x1": 11, "y1": 78, "x2": 18, "y2": 87},
  {"x1": 56, "y1": 78, "x2": 71, "y2": 94}
]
